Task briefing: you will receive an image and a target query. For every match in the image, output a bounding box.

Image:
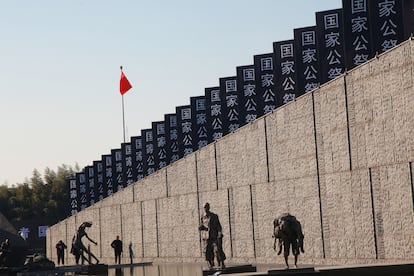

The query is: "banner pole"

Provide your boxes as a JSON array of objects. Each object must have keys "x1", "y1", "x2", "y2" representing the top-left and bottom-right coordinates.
[{"x1": 122, "y1": 94, "x2": 126, "y2": 143}]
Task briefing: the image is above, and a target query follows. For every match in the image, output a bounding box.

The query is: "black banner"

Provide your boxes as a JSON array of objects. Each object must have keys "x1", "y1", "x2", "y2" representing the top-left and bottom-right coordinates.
[
  {"x1": 205, "y1": 87, "x2": 224, "y2": 143},
  {"x1": 342, "y1": 0, "x2": 373, "y2": 69},
  {"x1": 236, "y1": 65, "x2": 258, "y2": 125},
  {"x1": 220, "y1": 76, "x2": 240, "y2": 134},
  {"x1": 131, "y1": 136, "x2": 145, "y2": 181},
  {"x1": 68, "y1": 178, "x2": 78, "y2": 215},
  {"x1": 93, "y1": 160, "x2": 104, "y2": 201},
  {"x1": 165, "y1": 114, "x2": 180, "y2": 164},
  {"x1": 152, "y1": 121, "x2": 168, "y2": 170},
  {"x1": 176, "y1": 105, "x2": 194, "y2": 157},
  {"x1": 316, "y1": 9, "x2": 346, "y2": 83},
  {"x1": 85, "y1": 165, "x2": 96, "y2": 206},
  {"x1": 142, "y1": 129, "x2": 157, "y2": 176},
  {"x1": 273, "y1": 40, "x2": 298, "y2": 105},
  {"x1": 76, "y1": 172, "x2": 87, "y2": 211},
  {"x1": 111, "y1": 149, "x2": 123, "y2": 192},
  {"x1": 254, "y1": 53, "x2": 276, "y2": 116},
  {"x1": 369, "y1": 0, "x2": 404, "y2": 55},
  {"x1": 294, "y1": 26, "x2": 321, "y2": 96},
  {"x1": 122, "y1": 142, "x2": 134, "y2": 186},
  {"x1": 403, "y1": 0, "x2": 414, "y2": 38},
  {"x1": 102, "y1": 154, "x2": 114, "y2": 196},
  {"x1": 191, "y1": 96, "x2": 209, "y2": 150}
]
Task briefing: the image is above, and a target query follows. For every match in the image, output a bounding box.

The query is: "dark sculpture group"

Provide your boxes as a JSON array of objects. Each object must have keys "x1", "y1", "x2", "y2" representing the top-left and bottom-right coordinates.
[
  {"x1": 198, "y1": 202, "x2": 226, "y2": 269},
  {"x1": 198, "y1": 203, "x2": 305, "y2": 270},
  {"x1": 70, "y1": 222, "x2": 99, "y2": 265},
  {"x1": 64, "y1": 206, "x2": 304, "y2": 269},
  {"x1": 273, "y1": 213, "x2": 304, "y2": 268}
]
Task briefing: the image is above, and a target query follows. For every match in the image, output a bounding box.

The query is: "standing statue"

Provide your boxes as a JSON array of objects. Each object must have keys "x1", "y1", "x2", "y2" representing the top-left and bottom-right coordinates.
[
  {"x1": 70, "y1": 222, "x2": 99, "y2": 265},
  {"x1": 0, "y1": 239, "x2": 10, "y2": 267},
  {"x1": 198, "y1": 202, "x2": 226, "y2": 269},
  {"x1": 273, "y1": 213, "x2": 304, "y2": 269}
]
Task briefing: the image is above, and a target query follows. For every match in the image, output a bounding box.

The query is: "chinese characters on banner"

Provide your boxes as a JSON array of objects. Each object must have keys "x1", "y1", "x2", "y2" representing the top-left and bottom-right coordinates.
[
  {"x1": 165, "y1": 114, "x2": 180, "y2": 164},
  {"x1": 122, "y1": 142, "x2": 134, "y2": 186},
  {"x1": 237, "y1": 65, "x2": 258, "y2": 125},
  {"x1": 370, "y1": 0, "x2": 404, "y2": 55},
  {"x1": 93, "y1": 160, "x2": 105, "y2": 201},
  {"x1": 343, "y1": 0, "x2": 373, "y2": 69},
  {"x1": 85, "y1": 166, "x2": 95, "y2": 206},
  {"x1": 153, "y1": 121, "x2": 168, "y2": 170},
  {"x1": 19, "y1": 227, "x2": 29, "y2": 240},
  {"x1": 205, "y1": 87, "x2": 224, "y2": 143},
  {"x1": 102, "y1": 154, "x2": 113, "y2": 196},
  {"x1": 142, "y1": 129, "x2": 156, "y2": 176},
  {"x1": 77, "y1": 172, "x2": 87, "y2": 211},
  {"x1": 131, "y1": 136, "x2": 145, "y2": 181},
  {"x1": 191, "y1": 96, "x2": 209, "y2": 150},
  {"x1": 177, "y1": 105, "x2": 194, "y2": 157},
  {"x1": 317, "y1": 9, "x2": 346, "y2": 83},
  {"x1": 254, "y1": 53, "x2": 276, "y2": 115},
  {"x1": 69, "y1": 178, "x2": 78, "y2": 215},
  {"x1": 274, "y1": 40, "x2": 298, "y2": 105},
  {"x1": 220, "y1": 77, "x2": 240, "y2": 134},
  {"x1": 38, "y1": 226, "x2": 48, "y2": 238},
  {"x1": 111, "y1": 149, "x2": 123, "y2": 192},
  {"x1": 294, "y1": 26, "x2": 320, "y2": 96}
]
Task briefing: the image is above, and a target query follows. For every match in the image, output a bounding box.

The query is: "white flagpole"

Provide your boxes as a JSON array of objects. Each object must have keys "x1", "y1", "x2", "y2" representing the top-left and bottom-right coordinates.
[
  {"x1": 120, "y1": 66, "x2": 126, "y2": 143},
  {"x1": 122, "y1": 93, "x2": 126, "y2": 143}
]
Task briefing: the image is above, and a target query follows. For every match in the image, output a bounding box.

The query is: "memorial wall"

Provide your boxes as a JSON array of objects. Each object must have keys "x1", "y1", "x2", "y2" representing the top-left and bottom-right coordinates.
[
  {"x1": 47, "y1": 39, "x2": 414, "y2": 265},
  {"x1": 47, "y1": 0, "x2": 414, "y2": 266}
]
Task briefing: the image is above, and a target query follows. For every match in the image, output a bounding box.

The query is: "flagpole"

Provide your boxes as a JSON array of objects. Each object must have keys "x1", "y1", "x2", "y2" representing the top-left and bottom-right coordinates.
[
  {"x1": 119, "y1": 65, "x2": 132, "y2": 143},
  {"x1": 120, "y1": 65, "x2": 126, "y2": 143},
  {"x1": 122, "y1": 93, "x2": 126, "y2": 143}
]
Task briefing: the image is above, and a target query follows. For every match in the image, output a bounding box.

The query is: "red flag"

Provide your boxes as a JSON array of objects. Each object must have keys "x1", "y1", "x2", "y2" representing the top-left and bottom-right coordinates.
[{"x1": 119, "y1": 67, "x2": 132, "y2": 95}]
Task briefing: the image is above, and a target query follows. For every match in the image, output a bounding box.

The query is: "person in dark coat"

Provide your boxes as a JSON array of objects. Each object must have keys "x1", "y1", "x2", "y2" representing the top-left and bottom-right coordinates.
[
  {"x1": 55, "y1": 240, "x2": 67, "y2": 265},
  {"x1": 198, "y1": 202, "x2": 226, "y2": 269},
  {"x1": 111, "y1": 235, "x2": 123, "y2": 264}
]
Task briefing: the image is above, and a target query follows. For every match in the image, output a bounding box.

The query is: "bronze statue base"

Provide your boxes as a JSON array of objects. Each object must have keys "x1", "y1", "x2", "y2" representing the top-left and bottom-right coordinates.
[
  {"x1": 80, "y1": 263, "x2": 108, "y2": 275},
  {"x1": 203, "y1": 264, "x2": 256, "y2": 276}
]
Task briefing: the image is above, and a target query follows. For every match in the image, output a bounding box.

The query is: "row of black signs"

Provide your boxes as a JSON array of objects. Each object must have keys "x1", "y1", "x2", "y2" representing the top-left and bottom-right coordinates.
[{"x1": 69, "y1": 0, "x2": 414, "y2": 214}]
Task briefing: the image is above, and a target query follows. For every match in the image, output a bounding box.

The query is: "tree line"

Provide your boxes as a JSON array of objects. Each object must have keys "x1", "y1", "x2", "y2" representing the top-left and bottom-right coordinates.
[{"x1": 0, "y1": 164, "x2": 79, "y2": 226}]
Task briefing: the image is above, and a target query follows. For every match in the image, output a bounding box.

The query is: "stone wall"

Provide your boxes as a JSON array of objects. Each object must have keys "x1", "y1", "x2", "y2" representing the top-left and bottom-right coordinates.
[{"x1": 47, "y1": 39, "x2": 414, "y2": 266}]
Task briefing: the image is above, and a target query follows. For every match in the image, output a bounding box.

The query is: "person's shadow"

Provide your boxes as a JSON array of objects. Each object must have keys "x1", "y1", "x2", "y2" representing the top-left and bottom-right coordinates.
[{"x1": 115, "y1": 267, "x2": 123, "y2": 276}]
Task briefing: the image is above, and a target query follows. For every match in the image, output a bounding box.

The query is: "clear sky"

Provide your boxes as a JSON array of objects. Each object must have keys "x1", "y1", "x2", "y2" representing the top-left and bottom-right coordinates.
[{"x1": 0, "y1": 0, "x2": 342, "y2": 186}]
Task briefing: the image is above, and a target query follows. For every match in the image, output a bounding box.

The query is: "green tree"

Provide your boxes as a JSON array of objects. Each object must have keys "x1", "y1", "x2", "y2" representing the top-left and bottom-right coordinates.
[
  {"x1": 0, "y1": 185, "x2": 11, "y2": 217},
  {"x1": 1, "y1": 164, "x2": 78, "y2": 225},
  {"x1": 30, "y1": 169, "x2": 49, "y2": 218},
  {"x1": 14, "y1": 183, "x2": 32, "y2": 220}
]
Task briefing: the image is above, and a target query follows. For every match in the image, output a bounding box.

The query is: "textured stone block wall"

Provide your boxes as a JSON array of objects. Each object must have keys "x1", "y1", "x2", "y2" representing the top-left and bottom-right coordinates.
[
  {"x1": 120, "y1": 202, "x2": 142, "y2": 259},
  {"x1": 166, "y1": 154, "x2": 197, "y2": 197},
  {"x1": 47, "y1": 40, "x2": 414, "y2": 266},
  {"x1": 195, "y1": 144, "x2": 218, "y2": 192},
  {"x1": 216, "y1": 119, "x2": 268, "y2": 189}
]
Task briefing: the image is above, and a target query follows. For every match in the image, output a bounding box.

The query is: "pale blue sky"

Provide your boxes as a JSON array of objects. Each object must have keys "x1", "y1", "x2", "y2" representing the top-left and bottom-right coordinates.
[{"x1": 0, "y1": 0, "x2": 341, "y2": 185}]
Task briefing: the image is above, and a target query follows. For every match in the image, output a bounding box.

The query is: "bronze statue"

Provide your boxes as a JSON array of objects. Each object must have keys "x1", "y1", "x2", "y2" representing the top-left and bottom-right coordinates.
[
  {"x1": 273, "y1": 213, "x2": 304, "y2": 269},
  {"x1": 70, "y1": 222, "x2": 99, "y2": 265},
  {"x1": 0, "y1": 238, "x2": 10, "y2": 266},
  {"x1": 23, "y1": 253, "x2": 55, "y2": 270},
  {"x1": 198, "y1": 202, "x2": 226, "y2": 269}
]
